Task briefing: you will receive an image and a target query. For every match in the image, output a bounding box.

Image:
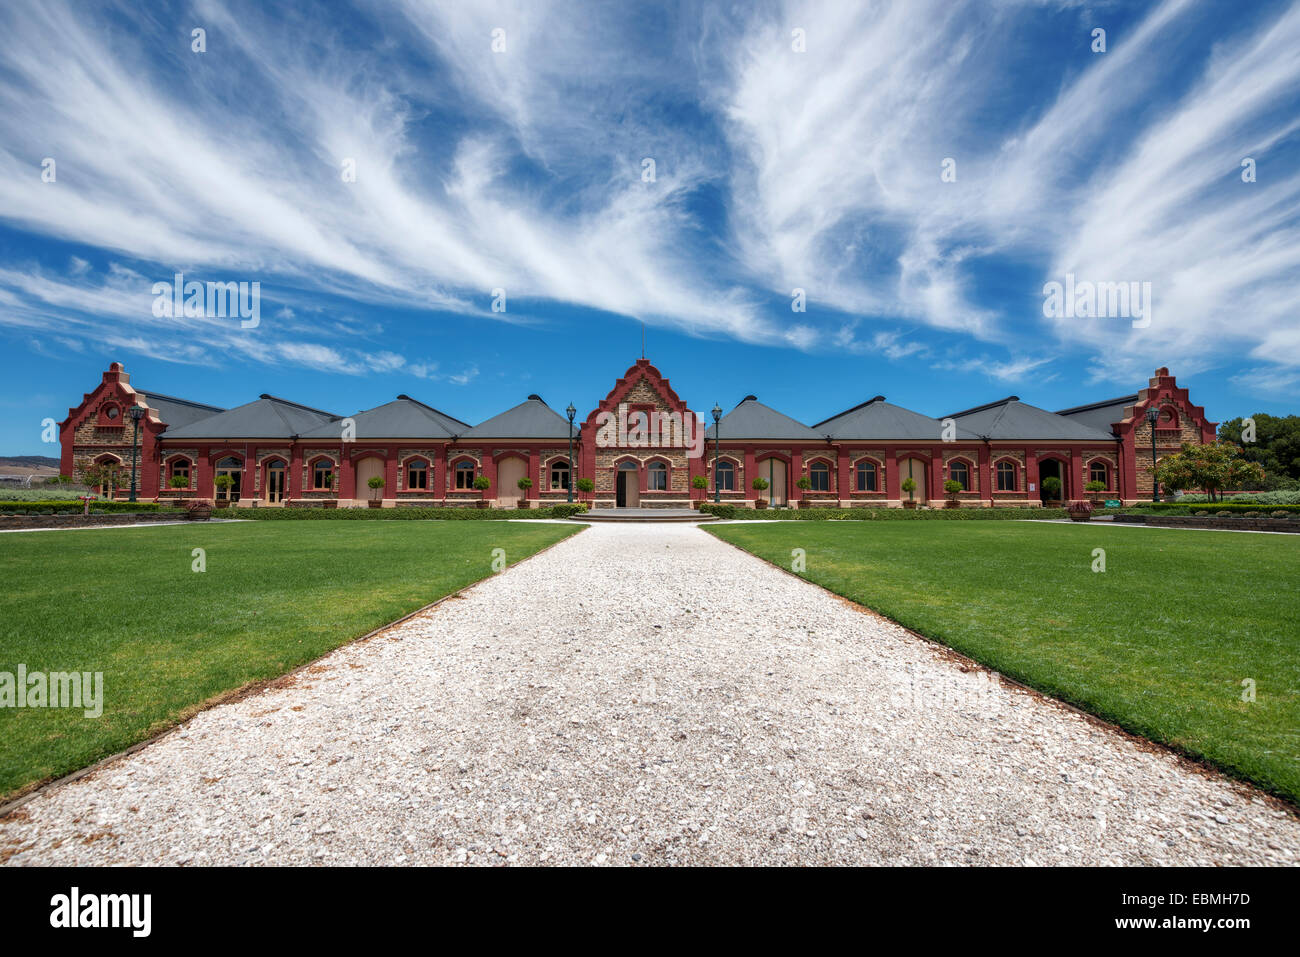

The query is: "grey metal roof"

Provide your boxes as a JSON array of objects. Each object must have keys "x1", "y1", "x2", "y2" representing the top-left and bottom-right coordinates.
[
  {"x1": 163, "y1": 395, "x2": 338, "y2": 439},
  {"x1": 815, "y1": 396, "x2": 980, "y2": 440},
  {"x1": 298, "y1": 396, "x2": 467, "y2": 441},
  {"x1": 462, "y1": 396, "x2": 574, "y2": 440},
  {"x1": 138, "y1": 392, "x2": 225, "y2": 430},
  {"x1": 946, "y1": 397, "x2": 1117, "y2": 441},
  {"x1": 705, "y1": 396, "x2": 823, "y2": 441},
  {"x1": 1055, "y1": 395, "x2": 1137, "y2": 436}
]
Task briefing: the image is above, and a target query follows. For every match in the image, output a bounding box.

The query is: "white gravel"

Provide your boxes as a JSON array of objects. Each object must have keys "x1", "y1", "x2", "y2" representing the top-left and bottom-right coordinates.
[{"x1": 3, "y1": 523, "x2": 1297, "y2": 866}]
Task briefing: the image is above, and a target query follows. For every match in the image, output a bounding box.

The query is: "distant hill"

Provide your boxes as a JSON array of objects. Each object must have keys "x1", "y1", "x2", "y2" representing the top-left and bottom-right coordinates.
[
  {"x1": 0, "y1": 455, "x2": 60, "y2": 469},
  {"x1": 0, "y1": 455, "x2": 61, "y2": 480}
]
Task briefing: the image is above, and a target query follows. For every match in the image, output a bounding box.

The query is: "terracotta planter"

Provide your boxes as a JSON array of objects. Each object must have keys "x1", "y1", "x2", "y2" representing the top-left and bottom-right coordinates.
[
  {"x1": 946, "y1": 500, "x2": 960, "y2": 509},
  {"x1": 754, "y1": 499, "x2": 768, "y2": 510},
  {"x1": 186, "y1": 504, "x2": 212, "y2": 521},
  {"x1": 903, "y1": 500, "x2": 917, "y2": 509},
  {"x1": 517, "y1": 498, "x2": 530, "y2": 509},
  {"x1": 368, "y1": 500, "x2": 382, "y2": 509},
  {"x1": 476, "y1": 500, "x2": 489, "y2": 509},
  {"x1": 798, "y1": 499, "x2": 810, "y2": 509},
  {"x1": 1068, "y1": 509, "x2": 1092, "y2": 522},
  {"x1": 215, "y1": 500, "x2": 230, "y2": 509},
  {"x1": 691, "y1": 500, "x2": 702, "y2": 510},
  {"x1": 1044, "y1": 499, "x2": 1063, "y2": 509},
  {"x1": 322, "y1": 500, "x2": 338, "y2": 509}
]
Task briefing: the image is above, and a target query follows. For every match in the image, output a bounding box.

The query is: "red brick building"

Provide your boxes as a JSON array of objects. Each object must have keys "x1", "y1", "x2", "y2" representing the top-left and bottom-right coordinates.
[{"x1": 61, "y1": 359, "x2": 1215, "y2": 508}]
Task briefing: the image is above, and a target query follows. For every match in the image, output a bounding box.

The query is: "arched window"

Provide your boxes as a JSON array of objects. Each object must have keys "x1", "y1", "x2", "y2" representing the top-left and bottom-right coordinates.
[
  {"x1": 715, "y1": 460, "x2": 735, "y2": 491},
  {"x1": 406, "y1": 458, "x2": 429, "y2": 491},
  {"x1": 1089, "y1": 461, "x2": 1109, "y2": 487},
  {"x1": 170, "y1": 458, "x2": 191, "y2": 483},
  {"x1": 647, "y1": 461, "x2": 668, "y2": 491},
  {"x1": 809, "y1": 461, "x2": 830, "y2": 491},
  {"x1": 215, "y1": 456, "x2": 242, "y2": 469},
  {"x1": 948, "y1": 460, "x2": 970, "y2": 490},
  {"x1": 855, "y1": 461, "x2": 877, "y2": 492},
  {"x1": 996, "y1": 461, "x2": 1016, "y2": 491},
  {"x1": 454, "y1": 461, "x2": 476, "y2": 490},
  {"x1": 550, "y1": 458, "x2": 571, "y2": 491},
  {"x1": 310, "y1": 458, "x2": 334, "y2": 490}
]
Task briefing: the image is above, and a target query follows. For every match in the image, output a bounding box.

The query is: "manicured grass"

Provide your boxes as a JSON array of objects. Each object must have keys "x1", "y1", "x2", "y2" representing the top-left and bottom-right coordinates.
[
  {"x1": 708, "y1": 521, "x2": 1300, "y2": 803},
  {"x1": 0, "y1": 521, "x2": 579, "y2": 799}
]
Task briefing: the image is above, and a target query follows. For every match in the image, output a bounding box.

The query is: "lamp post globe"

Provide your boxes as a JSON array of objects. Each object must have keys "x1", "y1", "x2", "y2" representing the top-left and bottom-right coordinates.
[
  {"x1": 565, "y1": 403, "x2": 577, "y2": 504},
  {"x1": 1145, "y1": 407, "x2": 1161, "y2": 503},
  {"x1": 128, "y1": 404, "x2": 146, "y2": 503}
]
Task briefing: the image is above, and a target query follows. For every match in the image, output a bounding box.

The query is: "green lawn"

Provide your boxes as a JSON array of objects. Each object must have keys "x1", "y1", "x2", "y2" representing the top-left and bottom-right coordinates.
[
  {"x1": 708, "y1": 521, "x2": 1300, "y2": 803},
  {"x1": 0, "y1": 521, "x2": 579, "y2": 799}
]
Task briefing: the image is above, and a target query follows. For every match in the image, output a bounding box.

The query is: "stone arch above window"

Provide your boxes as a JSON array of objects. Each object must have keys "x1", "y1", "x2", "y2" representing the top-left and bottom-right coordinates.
[{"x1": 947, "y1": 458, "x2": 973, "y2": 490}]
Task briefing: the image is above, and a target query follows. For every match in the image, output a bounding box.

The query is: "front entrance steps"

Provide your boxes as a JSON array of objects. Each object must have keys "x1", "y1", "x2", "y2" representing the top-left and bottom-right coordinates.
[{"x1": 576, "y1": 508, "x2": 716, "y2": 523}]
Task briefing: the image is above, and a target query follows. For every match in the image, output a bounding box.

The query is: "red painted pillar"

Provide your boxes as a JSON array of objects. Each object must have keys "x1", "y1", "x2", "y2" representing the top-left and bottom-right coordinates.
[
  {"x1": 484, "y1": 452, "x2": 498, "y2": 499},
  {"x1": 434, "y1": 444, "x2": 447, "y2": 502},
  {"x1": 528, "y1": 450, "x2": 540, "y2": 499},
  {"x1": 885, "y1": 448, "x2": 899, "y2": 501},
  {"x1": 930, "y1": 455, "x2": 944, "y2": 505},
  {"x1": 837, "y1": 446, "x2": 850, "y2": 504},
  {"x1": 288, "y1": 445, "x2": 302, "y2": 500},
  {"x1": 790, "y1": 448, "x2": 803, "y2": 502},
  {"x1": 1070, "y1": 446, "x2": 1084, "y2": 502},
  {"x1": 384, "y1": 445, "x2": 399, "y2": 503},
  {"x1": 978, "y1": 445, "x2": 991, "y2": 505},
  {"x1": 1025, "y1": 450, "x2": 1039, "y2": 504},
  {"x1": 340, "y1": 449, "x2": 356, "y2": 500},
  {"x1": 743, "y1": 448, "x2": 756, "y2": 503}
]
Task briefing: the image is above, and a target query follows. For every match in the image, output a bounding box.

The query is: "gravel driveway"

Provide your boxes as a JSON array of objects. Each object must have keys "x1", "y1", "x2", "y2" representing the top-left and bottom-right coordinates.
[{"x1": 3, "y1": 523, "x2": 1297, "y2": 865}]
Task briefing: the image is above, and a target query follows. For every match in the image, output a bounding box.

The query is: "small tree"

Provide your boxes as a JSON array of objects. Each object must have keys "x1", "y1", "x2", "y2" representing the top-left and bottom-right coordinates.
[
  {"x1": 517, "y1": 476, "x2": 533, "y2": 493},
  {"x1": 472, "y1": 474, "x2": 491, "y2": 491},
  {"x1": 795, "y1": 476, "x2": 812, "y2": 491},
  {"x1": 1154, "y1": 440, "x2": 1267, "y2": 502},
  {"x1": 751, "y1": 477, "x2": 769, "y2": 492},
  {"x1": 1084, "y1": 479, "x2": 1106, "y2": 503},
  {"x1": 691, "y1": 475, "x2": 708, "y2": 490},
  {"x1": 1041, "y1": 476, "x2": 1062, "y2": 501},
  {"x1": 169, "y1": 474, "x2": 189, "y2": 489},
  {"x1": 576, "y1": 477, "x2": 595, "y2": 499},
  {"x1": 214, "y1": 473, "x2": 234, "y2": 502},
  {"x1": 943, "y1": 478, "x2": 962, "y2": 504},
  {"x1": 367, "y1": 475, "x2": 385, "y2": 500},
  {"x1": 81, "y1": 462, "x2": 121, "y2": 497},
  {"x1": 901, "y1": 476, "x2": 917, "y2": 502}
]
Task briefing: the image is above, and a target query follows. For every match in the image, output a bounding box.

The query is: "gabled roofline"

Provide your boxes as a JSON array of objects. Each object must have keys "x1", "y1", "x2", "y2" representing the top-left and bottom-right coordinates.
[
  {"x1": 394, "y1": 394, "x2": 472, "y2": 429},
  {"x1": 140, "y1": 392, "x2": 226, "y2": 413},
  {"x1": 257, "y1": 394, "x2": 339, "y2": 418},
  {"x1": 1055, "y1": 394, "x2": 1139, "y2": 415},
  {"x1": 945, "y1": 396, "x2": 1020, "y2": 418},
  {"x1": 811, "y1": 395, "x2": 887, "y2": 428}
]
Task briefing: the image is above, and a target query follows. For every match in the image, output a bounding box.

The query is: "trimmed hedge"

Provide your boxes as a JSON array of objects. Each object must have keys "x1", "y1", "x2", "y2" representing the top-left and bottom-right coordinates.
[
  {"x1": 0, "y1": 501, "x2": 168, "y2": 515},
  {"x1": 1136, "y1": 502, "x2": 1300, "y2": 516},
  {"x1": 238, "y1": 503, "x2": 591, "y2": 521},
  {"x1": 699, "y1": 504, "x2": 1070, "y2": 521}
]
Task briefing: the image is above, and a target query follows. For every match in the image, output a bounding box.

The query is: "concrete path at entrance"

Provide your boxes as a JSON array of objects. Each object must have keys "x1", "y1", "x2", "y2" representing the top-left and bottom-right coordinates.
[{"x1": 3, "y1": 524, "x2": 1297, "y2": 865}]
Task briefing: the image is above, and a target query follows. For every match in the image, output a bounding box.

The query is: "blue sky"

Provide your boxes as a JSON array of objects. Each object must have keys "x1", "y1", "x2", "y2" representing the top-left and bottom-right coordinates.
[{"x1": 2, "y1": 0, "x2": 1299, "y2": 454}]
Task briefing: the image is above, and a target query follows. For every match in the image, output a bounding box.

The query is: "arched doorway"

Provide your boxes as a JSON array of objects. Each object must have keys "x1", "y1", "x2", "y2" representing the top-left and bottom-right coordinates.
[
  {"x1": 496, "y1": 456, "x2": 527, "y2": 508},
  {"x1": 264, "y1": 458, "x2": 287, "y2": 504},
  {"x1": 898, "y1": 457, "x2": 927, "y2": 505},
  {"x1": 214, "y1": 455, "x2": 243, "y2": 503},
  {"x1": 91, "y1": 454, "x2": 123, "y2": 499},
  {"x1": 1039, "y1": 458, "x2": 1066, "y2": 504},
  {"x1": 616, "y1": 461, "x2": 640, "y2": 508},
  {"x1": 755, "y1": 457, "x2": 788, "y2": 506},
  {"x1": 353, "y1": 456, "x2": 385, "y2": 505}
]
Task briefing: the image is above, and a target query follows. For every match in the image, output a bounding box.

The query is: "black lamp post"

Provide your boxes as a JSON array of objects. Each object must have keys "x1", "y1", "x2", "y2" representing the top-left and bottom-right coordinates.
[
  {"x1": 128, "y1": 404, "x2": 146, "y2": 502},
  {"x1": 565, "y1": 403, "x2": 577, "y2": 504},
  {"x1": 711, "y1": 404, "x2": 722, "y2": 503},
  {"x1": 1145, "y1": 406, "x2": 1160, "y2": 502}
]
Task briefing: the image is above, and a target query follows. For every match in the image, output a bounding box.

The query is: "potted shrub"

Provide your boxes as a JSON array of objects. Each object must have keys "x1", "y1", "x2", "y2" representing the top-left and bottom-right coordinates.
[
  {"x1": 943, "y1": 478, "x2": 963, "y2": 508},
  {"x1": 473, "y1": 474, "x2": 491, "y2": 508},
  {"x1": 185, "y1": 499, "x2": 213, "y2": 521},
  {"x1": 795, "y1": 476, "x2": 813, "y2": 508},
  {"x1": 752, "y1": 476, "x2": 770, "y2": 509},
  {"x1": 213, "y1": 473, "x2": 234, "y2": 508},
  {"x1": 1041, "y1": 476, "x2": 1062, "y2": 507},
  {"x1": 901, "y1": 476, "x2": 917, "y2": 508},
  {"x1": 1066, "y1": 499, "x2": 1094, "y2": 522},
  {"x1": 517, "y1": 476, "x2": 533, "y2": 508},
  {"x1": 168, "y1": 474, "x2": 189, "y2": 494},
  {"x1": 1084, "y1": 479, "x2": 1106, "y2": 506},
  {"x1": 367, "y1": 475, "x2": 385, "y2": 508},
  {"x1": 576, "y1": 477, "x2": 595, "y2": 506},
  {"x1": 691, "y1": 474, "x2": 708, "y2": 508}
]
